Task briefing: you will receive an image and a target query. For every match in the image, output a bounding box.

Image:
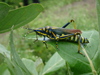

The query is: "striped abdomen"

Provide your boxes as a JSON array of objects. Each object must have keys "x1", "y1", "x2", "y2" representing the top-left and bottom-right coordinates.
[{"x1": 65, "y1": 35, "x2": 89, "y2": 44}]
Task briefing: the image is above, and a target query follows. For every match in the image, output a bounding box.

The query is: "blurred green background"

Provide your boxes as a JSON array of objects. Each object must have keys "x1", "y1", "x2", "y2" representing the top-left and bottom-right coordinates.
[{"x1": 0, "y1": 0, "x2": 97, "y2": 75}]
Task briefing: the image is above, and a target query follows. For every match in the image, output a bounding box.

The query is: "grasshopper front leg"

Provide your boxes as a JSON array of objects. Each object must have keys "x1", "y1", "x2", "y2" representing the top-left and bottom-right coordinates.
[
  {"x1": 34, "y1": 33, "x2": 38, "y2": 42},
  {"x1": 42, "y1": 36, "x2": 48, "y2": 49}
]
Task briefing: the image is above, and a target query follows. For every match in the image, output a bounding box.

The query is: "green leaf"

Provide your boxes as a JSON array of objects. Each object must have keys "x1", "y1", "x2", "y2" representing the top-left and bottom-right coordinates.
[
  {"x1": 8, "y1": 27, "x2": 31, "y2": 75},
  {"x1": 0, "y1": 2, "x2": 11, "y2": 22},
  {"x1": 0, "y1": 44, "x2": 10, "y2": 58},
  {"x1": 41, "y1": 52, "x2": 65, "y2": 75},
  {"x1": 96, "y1": 0, "x2": 100, "y2": 74},
  {"x1": 0, "y1": 53, "x2": 4, "y2": 65},
  {"x1": 34, "y1": 58, "x2": 44, "y2": 74},
  {"x1": 22, "y1": 58, "x2": 38, "y2": 75},
  {"x1": 2, "y1": 69, "x2": 10, "y2": 75},
  {"x1": 0, "y1": 63, "x2": 8, "y2": 75},
  {"x1": 0, "y1": 3, "x2": 43, "y2": 33},
  {"x1": 48, "y1": 30, "x2": 99, "y2": 75}
]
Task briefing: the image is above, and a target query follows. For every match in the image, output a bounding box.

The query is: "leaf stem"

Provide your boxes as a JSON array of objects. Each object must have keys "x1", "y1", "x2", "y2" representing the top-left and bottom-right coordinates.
[
  {"x1": 96, "y1": 0, "x2": 100, "y2": 36},
  {"x1": 81, "y1": 44, "x2": 97, "y2": 75}
]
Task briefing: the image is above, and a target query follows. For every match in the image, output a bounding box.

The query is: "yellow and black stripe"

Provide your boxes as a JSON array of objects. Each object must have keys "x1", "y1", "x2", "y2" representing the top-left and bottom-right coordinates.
[{"x1": 65, "y1": 35, "x2": 89, "y2": 43}]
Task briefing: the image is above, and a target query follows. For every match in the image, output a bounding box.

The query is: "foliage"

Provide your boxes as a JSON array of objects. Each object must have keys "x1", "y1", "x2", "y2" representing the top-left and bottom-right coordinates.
[
  {"x1": 0, "y1": 37, "x2": 65, "y2": 75},
  {"x1": 48, "y1": 30, "x2": 100, "y2": 75},
  {"x1": 22, "y1": 52, "x2": 65, "y2": 75},
  {"x1": 0, "y1": 3, "x2": 43, "y2": 33},
  {"x1": 96, "y1": 0, "x2": 100, "y2": 74},
  {"x1": 96, "y1": 0, "x2": 100, "y2": 35},
  {"x1": 0, "y1": 1, "x2": 66, "y2": 75},
  {"x1": 0, "y1": 0, "x2": 99, "y2": 75}
]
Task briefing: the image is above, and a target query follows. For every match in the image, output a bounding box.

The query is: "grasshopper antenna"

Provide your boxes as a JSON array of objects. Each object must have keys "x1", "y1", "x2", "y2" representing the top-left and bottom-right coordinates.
[
  {"x1": 23, "y1": 27, "x2": 35, "y2": 37},
  {"x1": 24, "y1": 27, "x2": 39, "y2": 43}
]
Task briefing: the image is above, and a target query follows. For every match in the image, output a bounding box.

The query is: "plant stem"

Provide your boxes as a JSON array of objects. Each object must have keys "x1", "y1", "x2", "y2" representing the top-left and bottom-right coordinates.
[
  {"x1": 81, "y1": 44, "x2": 97, "y2": 75},
  {"x1": 96, "y1": 0, "x2": 100, "y2": 35}
]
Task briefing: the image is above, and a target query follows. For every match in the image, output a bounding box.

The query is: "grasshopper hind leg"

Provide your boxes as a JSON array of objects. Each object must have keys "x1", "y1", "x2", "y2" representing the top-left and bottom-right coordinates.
[
  {"x1": 77, "y1": 35, "x2": 85, "y2": 56},
  {"x1": 77, "y1": 46, "x2": 85, "y2": 57},
  {"x1": 62, "y1": 20, "x2": 75, "y2": 28}
]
